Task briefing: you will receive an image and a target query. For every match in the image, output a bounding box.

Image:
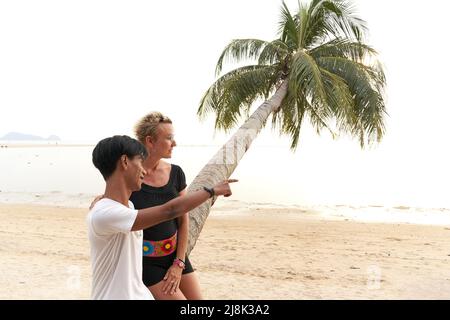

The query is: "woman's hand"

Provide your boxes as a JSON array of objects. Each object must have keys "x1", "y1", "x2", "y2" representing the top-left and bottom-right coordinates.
[
  {"x1": 89, "y1": 194, "x2": 104, "y2": 210},
  {"x1": 162, "y1": 264, "x2": 183, "y2": 295}
]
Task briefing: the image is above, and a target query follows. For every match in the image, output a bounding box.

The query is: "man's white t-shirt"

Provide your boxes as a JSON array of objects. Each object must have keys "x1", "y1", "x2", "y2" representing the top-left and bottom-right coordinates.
[{"x1": 86, "y1": 198, "x2": 154, "y2": 300}]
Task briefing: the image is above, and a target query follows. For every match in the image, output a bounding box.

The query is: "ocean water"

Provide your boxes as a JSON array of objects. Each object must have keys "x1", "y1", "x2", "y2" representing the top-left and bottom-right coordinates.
[{"x1": 1, "y1": 142, "x2": 450, "y2": 226}]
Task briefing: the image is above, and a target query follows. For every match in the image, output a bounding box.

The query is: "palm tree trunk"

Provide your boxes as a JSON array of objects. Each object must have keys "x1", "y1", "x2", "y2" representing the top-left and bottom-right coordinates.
[{"x1": 186, "y1": 80, "x2": 288, "y2": 256}]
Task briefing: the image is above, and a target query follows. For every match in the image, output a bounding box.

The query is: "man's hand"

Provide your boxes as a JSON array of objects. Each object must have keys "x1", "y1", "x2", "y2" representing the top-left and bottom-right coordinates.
[{"x1": 212, "y1": 179, "x2": 238, "y2": 197}]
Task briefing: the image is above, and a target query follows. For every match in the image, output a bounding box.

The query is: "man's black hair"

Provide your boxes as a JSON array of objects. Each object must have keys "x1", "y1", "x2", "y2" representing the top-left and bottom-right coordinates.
[{"x1": 92, "y1": 135, "x2": 148, "y2": 181}]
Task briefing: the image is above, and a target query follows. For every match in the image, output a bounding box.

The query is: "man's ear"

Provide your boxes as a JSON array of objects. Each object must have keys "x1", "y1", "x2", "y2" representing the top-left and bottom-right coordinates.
[{"x1": 119, "y1": 155, "x2": 128, "y2": 169}]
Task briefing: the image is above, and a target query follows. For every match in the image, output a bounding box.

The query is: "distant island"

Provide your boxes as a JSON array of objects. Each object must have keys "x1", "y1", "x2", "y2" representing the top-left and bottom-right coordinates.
[{"x1": 0, "y1": 132, "x2": 61, "y2": 141}]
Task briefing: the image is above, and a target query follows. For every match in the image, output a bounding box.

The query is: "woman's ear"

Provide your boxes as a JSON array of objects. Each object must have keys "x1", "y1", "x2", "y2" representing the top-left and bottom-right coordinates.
[{"x1": 145, "y1": 135, "x2": 153, "y2": 147}]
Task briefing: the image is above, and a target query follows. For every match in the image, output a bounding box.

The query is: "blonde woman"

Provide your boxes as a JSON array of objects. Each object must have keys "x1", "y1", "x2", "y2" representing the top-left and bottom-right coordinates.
[{"x1": 130, "y1": 112, "x2": 202, "y2": 300}]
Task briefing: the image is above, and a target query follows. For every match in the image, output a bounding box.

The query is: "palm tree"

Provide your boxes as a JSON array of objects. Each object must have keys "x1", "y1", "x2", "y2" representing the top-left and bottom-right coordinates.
[{"x1": 186, "y1": 0, "x2": 386, "y2": 256}]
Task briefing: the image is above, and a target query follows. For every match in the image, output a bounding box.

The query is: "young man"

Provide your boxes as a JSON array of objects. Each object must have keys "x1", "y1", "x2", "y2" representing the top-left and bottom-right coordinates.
[{"x1": 87, "y1": 135, "x2": 236, "y2": 300}]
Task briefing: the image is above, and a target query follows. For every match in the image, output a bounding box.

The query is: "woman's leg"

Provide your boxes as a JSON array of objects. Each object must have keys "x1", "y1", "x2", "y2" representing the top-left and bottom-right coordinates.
[
  {"x1": 148, "y1": 280, "x2": 187, "y2": 300},
  {"x1": 179, "y1": 272, "x2": 203, "y2": 300}
]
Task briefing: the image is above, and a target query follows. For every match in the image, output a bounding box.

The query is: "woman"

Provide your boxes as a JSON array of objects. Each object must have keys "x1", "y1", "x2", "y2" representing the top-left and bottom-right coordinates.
[{"x1": 130, "y1": 111, "x2": 202, "y2": 300}]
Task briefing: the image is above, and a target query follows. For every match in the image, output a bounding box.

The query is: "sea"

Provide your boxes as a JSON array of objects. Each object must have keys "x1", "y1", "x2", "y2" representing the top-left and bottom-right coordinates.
[{"x1": 1, "y1": 141, "x2": 449, "y2": 226}]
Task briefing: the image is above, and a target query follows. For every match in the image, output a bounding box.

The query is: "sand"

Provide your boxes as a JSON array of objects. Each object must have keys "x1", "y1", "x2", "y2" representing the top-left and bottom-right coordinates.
[{"x1": 1, "y1": 203, "x2": 450, "y2": 299}]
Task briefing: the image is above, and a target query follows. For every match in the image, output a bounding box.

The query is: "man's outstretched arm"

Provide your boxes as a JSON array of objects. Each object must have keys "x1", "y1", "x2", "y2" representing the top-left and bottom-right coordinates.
[{"x1": 131, "y1": 179, "x2": 237, "y2": 231}]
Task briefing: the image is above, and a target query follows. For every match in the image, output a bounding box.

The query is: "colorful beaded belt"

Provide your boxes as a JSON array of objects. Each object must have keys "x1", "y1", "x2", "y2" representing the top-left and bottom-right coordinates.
[{"x1": 143, "y1": 232, "x2": 177, "y2": 257}]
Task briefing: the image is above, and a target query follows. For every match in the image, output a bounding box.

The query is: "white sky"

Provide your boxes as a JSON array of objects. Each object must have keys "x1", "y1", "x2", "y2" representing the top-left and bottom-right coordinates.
[{"x1": 1, "y1": 0, "x2": 450, "y2": 207}]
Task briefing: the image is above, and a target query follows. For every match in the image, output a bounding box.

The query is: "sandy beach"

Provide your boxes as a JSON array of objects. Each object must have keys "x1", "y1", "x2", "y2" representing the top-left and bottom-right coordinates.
[{"x1": 1, "y1": 202, "x2": 450, "y2": 300}]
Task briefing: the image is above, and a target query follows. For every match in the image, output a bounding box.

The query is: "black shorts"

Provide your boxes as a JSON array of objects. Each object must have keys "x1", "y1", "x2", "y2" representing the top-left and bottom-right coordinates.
[{"x1": 142, "y1": 251, "x2": 194, "y2": 287}]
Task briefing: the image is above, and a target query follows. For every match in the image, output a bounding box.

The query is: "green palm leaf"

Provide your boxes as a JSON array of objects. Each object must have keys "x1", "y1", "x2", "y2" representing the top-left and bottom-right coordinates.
[
  {"x1": 188, "y1": 0, "x2": 387, "y2": 256},
  {"x1": 199, "y1": 65, "x2": 279, "y2": 130},
  {"x1": 199, "y1": 0, "x2": 386, "y2": 150},
  {"x1": 215, "y1": 39, "x2": 272, "y2": 76},
  {"x1": 258, "y1": 40, "x2": 290, "y2": 65},
  {"x1": 278, "y1": 2, "x2": 300, "y2": 50},
  {"x1": 310, "y1": 38, "x2": 378, "y2": 62},
  {"x1": 289, "y1": 50, "x2": 329, "y2": 114},
  {"x1": 317, "y1": 56, "x2": 386, "y2": 145}
]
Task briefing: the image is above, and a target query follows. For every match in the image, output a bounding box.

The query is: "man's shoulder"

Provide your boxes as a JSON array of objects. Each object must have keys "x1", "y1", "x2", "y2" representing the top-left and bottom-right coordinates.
[
  {"x1": 87, "y1": 198, "x2": 137, "y2": 236},
  {"x1": 89, "y1": 198, "x2": 131, "y2": 218},
  {"x1": 90, "y1": 198, "x2": 116, "y2": 212}
]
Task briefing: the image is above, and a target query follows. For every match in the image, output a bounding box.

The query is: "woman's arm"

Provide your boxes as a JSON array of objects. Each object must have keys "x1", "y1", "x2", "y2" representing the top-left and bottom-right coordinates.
[
  {"x1": 162, "y1": 188, "x2": 189, "y2": 295},
  {"x1": 176, "y1": 189, "x2": 189, "y2": 261}
]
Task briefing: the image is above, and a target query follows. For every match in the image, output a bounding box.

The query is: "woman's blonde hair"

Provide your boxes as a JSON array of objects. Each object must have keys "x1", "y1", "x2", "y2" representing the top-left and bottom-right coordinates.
[{"x1": 134, "y1": 111, "x2": 172, "y2": 144}]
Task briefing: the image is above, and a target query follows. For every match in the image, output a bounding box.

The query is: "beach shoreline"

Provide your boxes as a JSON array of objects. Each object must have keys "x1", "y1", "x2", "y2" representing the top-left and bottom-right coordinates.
[
  {"x1": 1, "y1": 191, "x2": 450, "y2": 227},
  {"x1": 1, "y1": 202, "x2": 450, "y2": 299}
]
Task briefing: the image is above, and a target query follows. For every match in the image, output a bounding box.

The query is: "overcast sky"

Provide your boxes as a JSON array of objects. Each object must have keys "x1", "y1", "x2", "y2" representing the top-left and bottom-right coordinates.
[
  {"x1": 1, "y1": 0, "x2": 448, "y2": 143},
  {"x1": 1, "y1": 0, "x2": 449, "y2": 207}
]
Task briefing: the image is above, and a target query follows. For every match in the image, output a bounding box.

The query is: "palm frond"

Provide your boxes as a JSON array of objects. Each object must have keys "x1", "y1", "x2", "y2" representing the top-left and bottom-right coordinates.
[
  {"x1": 271, "y1": 90, "x2": 306, "y2": 150},
  {"x1": 215, "y1": 39, "x2": 272, "y2": 76},
  {"x1": 321, "y1": 0, "x2": 368, "y2": 42},
  {"x1": 302, "y1": 2, "x2": 330, "y2": 49},
  {"x1": 278, "y1": 2, "x2": 300, "y2": 50},
  {"x1": 199, "y1": 0, "x2": 386, "y2": 150},
  {"x1": 319, "y1": 66, "x2": 355, "y2": 134},
  {"x1": 317, "y1": 56, "x2": 386, "y2": 145},
  {"x1": 304, "y1": 99, "x2": 336, "y2": 138},
  {"x1": 258, "y1": 40, "x2": 290, "y2": 65},
  {"x1": 310, "y1": 38, "x2": 377, "y2": 62},
  {"x1": 198, "y1": 65, "x2": 280, "y2": 130},
  {"x1": 295, "y1": 3, "x2": 311, "y2": 49},
  {"x1": 288, "y1": 50, "x2": 328, "y2": 112},
  {"x1": 319, "y1": 56, "x2": 385, "y2": 95},
  {"x1": 301, "y1": 0, "x2": 367, "y2": 49}
]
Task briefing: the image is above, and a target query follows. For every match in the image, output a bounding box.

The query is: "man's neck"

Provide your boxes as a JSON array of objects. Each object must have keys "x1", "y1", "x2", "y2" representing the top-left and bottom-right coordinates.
[{"x1": 104, "y1": 176, "x2": 132, "y2": 207}]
